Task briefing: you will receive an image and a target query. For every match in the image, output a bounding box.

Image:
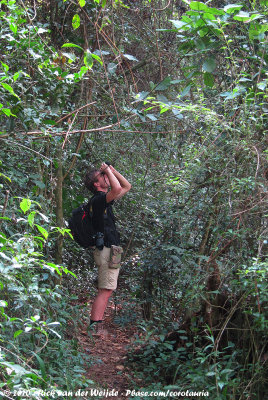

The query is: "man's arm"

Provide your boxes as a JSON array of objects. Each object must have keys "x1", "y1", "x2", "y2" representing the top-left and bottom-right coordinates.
[
  {"x1": 100, "y1": 163, "x2": 122, "y2": 203},
  {"x1": 109, "y1": 165, "x2": 132, "y2": 200}
]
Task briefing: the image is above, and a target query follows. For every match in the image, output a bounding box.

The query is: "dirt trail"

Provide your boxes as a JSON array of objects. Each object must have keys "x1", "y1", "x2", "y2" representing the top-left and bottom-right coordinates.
[{"x1": 78, "y1": 302, "x2": 138, "y2": 400}]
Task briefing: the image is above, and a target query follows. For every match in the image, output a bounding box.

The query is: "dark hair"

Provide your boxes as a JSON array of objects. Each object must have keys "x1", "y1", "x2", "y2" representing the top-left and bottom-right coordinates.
[{"x1": 85, "y1": 169, "x2": 100, "y2": 193}]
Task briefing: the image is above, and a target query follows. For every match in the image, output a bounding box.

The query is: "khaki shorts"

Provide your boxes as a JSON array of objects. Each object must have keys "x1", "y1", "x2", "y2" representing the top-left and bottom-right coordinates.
[{"x1": 93, "y1": 246, "x2": 121, "y2": 290}]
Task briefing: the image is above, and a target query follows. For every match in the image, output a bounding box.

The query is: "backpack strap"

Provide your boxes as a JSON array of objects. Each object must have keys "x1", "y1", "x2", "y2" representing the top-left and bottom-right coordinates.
[{"x1": 88, "y1": 194, "x2": 107, "y2": 219}]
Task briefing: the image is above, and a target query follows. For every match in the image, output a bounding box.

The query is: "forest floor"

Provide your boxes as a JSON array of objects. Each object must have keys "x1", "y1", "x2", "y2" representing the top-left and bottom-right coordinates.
[{"x1": 77, "y1": 299, "x2": 140, "y2": 400}]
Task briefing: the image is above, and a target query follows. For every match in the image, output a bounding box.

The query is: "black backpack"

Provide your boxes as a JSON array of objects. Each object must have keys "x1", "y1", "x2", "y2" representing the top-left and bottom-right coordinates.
[{"x1": 68, "y1": 196, "x2": 106, "y2": 249}]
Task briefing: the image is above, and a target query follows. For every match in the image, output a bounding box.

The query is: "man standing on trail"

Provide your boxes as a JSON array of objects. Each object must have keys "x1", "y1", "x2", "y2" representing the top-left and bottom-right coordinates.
[{"x1": 84, "y1": 162, "x2": 131, "y2": 330}]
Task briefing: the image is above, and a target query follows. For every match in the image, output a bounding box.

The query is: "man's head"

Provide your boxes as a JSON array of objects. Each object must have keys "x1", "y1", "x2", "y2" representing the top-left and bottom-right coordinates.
[{"x1": 85, "y1": 169, "x2": 110, "y2": 193}]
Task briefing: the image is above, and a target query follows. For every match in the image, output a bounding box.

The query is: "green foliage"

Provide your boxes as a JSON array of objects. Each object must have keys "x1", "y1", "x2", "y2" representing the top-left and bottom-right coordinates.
[
  {"x1": 0, "y1": 0, "x2": 267, "y2": 397},
  {"x1": 0, "y1": 196, "x2": 93, "y2": 395}
]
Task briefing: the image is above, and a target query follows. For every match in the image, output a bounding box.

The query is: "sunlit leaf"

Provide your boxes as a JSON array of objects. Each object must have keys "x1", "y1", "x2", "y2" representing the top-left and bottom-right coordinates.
[
  {"x1": 72, "y1": 14, "x2": 80, "y2": 30},
  {"x1": 35, "y1": 225, "x2": 48, "y2": 240},
  {"x1": 20, "y1": 198, "x2": 31, "y2": 213},
  {"x1": 123, "y1": 54, "x2": 139, "y2": 62},
  {"x1": 14, "y1": 330, "x2": 23, "y2": 339},
  {"x1": 28, "y1": 211, "x2": 36, "y2": 227},
  {"x1": 84, "y1": 50, "x2": 93, "y2": 69},
  {"x1": 61, "y1": 43, "x2": 84, "y2": 51},
  {"x1": 0, "y1": 82, "x2": 20, "y2": 99},
  {"x1": 233, "y1": 11, "x2": 250, "y2": 21},
  {"x1": 92, "y1": 53, "x2": 103, "y2": 65},
  {"x1": 224, "y1": 4, "x2": 244, "y2": 14},
  {"x1": 189, "y1": 1, "x2": 208, "y2": 11},
  {"x1": 9, "y1": 23, "x2": 17, "y2": 34},
  {"x1": 170, "y1": 20, "x2": 189, "y2": 30},
  {"x1": 1, "y1": 62, "x2": 9, "y2": 72}
]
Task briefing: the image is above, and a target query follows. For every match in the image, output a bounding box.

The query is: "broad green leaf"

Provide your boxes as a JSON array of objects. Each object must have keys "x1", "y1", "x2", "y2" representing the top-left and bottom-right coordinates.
[
  {"x1": 233, "y1": 11, "x2": 250, "y2": 21},
  {"x1": 45, "y1": 262, "x2": 61, "y2": 275},
  {"x1": 35, "y1": 225, "x2": 48, "y2": 240},
  {"x1": 199, "y1": 27, "x2": 209, "y2": 37},
  {"x1": 61, "y1": 52, "x2": 77, "y2": 62},
  {"x1": 79, "y1": 0, "x2": 86, "y2": 6},
  {"x1": 28, "y1": 211, "x2": 36, "y2": 227},
  {"x1": 20, "y1": 198, "x2": 31, "y2": 213},
  {"x1": 84, "y1": 50, "x2": 93, "y2": 69},
  {"x1": 37, "y1": 28, "x2": 48, "y2": 34},
  {"x1": 72, "y1": 14, "x2": 80, "y2": 29},
  {"x1": 92, "y1": 53, "x2": 103, "y2": 65},
  {"x1": 9, "y1": 23, "x2": 17, "y2": 34},
  {"x1": 1, "y1": 62, "x2": 9, "y2": 72},
  {"x1": 257, "y1": 81, "x2": 267, "y2": 90},
  {"x1": 123, "y1": 54, "x2": 139, "y2": 62},
  {"x1": 195, "y1": 38, "x2": 207, "y2": 50},
  {"x1": 135, "y1": 91, "x2": 149, "y2": 101},
  {"x1": 205, "y1": 7, "x2": 225, "y2": 16},
  {"x1": 13, "y1": 71, "x2": 21, "y2": 82},
  {"x1": 14, "y1": 330, "x2": 23, "y2": 339},
  {"x1": 34, "y1": 353, "x2": 47, "y2": 380},
  {"x1": 224, "y1": 4, "x2": 243, "y2": 14},
  {"x1": 220, "y1": 86, "x2": 245, "y2": 99},
  {"x1": 0, "y1": 82, "x2": 20, "y2": 99},
  {"x1": 202, "y1": 57, "x2": 216, "y2": 73},
  {"x1": 179, "y1": 84, "x2": 192, "y2": 98},
  {"x1": 249, "y1": 14, "x2": 264, "y2": 22},
  {"x1": 160, "y1": 107, "x2": 169, "y2": 114},
  {"x1": 170, "y1": 20, "x2": 189, "y2": 30},
  {"x1": 189, "y1": 1, "x2": 208, "y2": 11},
  {"x1": 204, "y1": 72, "x2": 214, "y2": 88},
  {"x1": 249, "y1": 23, "x2": 268, "y2": 40},
  {"x1": 31, "y1": 315, "x2": 40, "y2": 321},
  {"x1": 155, "y1": 77, "x2": 172, "y2": 91},
  {"x1": 1, "y1": 362, "x2": 28, "y2": 376},
  {"x1": 34, "y1": 181, "x2": 46, "y2": 189},
  {"x1": 61, "y1": 43, "x2": 84, "y2": 51},
  {"x1": 170, "y1": 79, "x2": 184, "y2": 84},
  {"x1": 0, "y1": 108, "x2": 15, "y2": 117},
  {"x1": 0, "y1": 300, "x2": 8, "y2": 307},
  {"x1": 189, "y1": 2, "x2": 224, "y2": 15}
]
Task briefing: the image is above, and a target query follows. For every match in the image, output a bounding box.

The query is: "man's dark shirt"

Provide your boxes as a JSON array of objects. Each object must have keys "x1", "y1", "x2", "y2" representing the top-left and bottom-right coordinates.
[{"x1": 90, "y1": 191, "x2": 120, "y2": 248}]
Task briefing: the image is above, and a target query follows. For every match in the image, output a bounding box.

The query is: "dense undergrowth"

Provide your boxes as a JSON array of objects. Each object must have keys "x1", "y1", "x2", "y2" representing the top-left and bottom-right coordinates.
[
  {"x1": 125, "y1": 257, "x2": 267, "y2": 399},
  {"x1": 1, "y1": 0, "x2": 268, "y2": 399},
  {"x1": 0, "y1": 198, "x2": 95, "y2": 398}
]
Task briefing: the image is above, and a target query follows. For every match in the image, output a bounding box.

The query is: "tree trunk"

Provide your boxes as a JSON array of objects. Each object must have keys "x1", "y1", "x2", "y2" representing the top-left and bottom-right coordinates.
[
  {"x1": 142, "y1": 267, "x2": 153, "y2": 320},
  {"x1": 55, "y1": 147, "x2": 63, "y2": 265}
]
